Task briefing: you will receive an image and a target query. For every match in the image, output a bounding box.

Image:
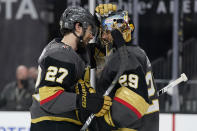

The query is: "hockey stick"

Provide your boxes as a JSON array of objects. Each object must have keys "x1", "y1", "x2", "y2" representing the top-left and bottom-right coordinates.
[
  {"x1": 80, "y1": 46, "x2": 128, "y2": 131},
  {"x1": 157, "y1": 73, "x2": 188, "y2": 96},
  {"x1": 81, "y1": 72, "x2": 187, "y2": 130}
]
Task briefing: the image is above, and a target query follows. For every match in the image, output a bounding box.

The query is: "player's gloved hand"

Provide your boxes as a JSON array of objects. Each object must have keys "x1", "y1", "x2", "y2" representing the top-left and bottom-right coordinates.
[
  {"x1": 111, "y1": 29, "x2": 126, "y2": 49},
  {"x1": 76, "y1": 79, "x2": 112, "y2": 119},
  {"x1": 95, "y1": 3, "x2": 117, "y2": 16}
]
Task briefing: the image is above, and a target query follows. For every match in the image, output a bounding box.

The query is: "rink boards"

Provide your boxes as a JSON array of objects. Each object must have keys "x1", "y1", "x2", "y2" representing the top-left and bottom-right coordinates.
[{"x1": 0, "y1": 112, "x2": 196, "y2": 131}]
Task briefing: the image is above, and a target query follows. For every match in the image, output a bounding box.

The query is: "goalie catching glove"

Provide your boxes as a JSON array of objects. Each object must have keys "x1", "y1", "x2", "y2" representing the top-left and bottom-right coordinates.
[
  {"x1": 95, "y1": 3, "x2": 117, "y2": 16},
  {"x1": 76, "y1": 79, "x2": 112, "y2": 118}
]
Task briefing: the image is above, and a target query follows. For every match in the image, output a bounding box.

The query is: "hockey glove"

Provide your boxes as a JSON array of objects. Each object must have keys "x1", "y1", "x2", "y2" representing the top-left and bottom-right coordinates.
[
  {"x1": 76, "y1": 79, "x2": 112, "y2": 119},
  {"x1": 95, "y1": 3, "x2": 117, "y2": 16},
  {"x1": 111, "y1": 29, "x2": 126, "y2": 49}
]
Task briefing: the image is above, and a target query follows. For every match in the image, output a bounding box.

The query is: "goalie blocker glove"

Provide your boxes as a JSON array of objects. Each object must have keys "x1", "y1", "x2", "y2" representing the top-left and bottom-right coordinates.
[{"x1": 111, "y1": 29, "x2": 126, "y2": 49}]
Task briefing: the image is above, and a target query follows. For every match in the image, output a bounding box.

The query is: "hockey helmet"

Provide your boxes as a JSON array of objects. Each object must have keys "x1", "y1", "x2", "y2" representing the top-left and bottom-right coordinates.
[
  {"x1": 100, "y1": 10, "x2": 135, "y2": 42},
  {"x1": 59, "y1": 6, "x2": 97, "y2": 37}
]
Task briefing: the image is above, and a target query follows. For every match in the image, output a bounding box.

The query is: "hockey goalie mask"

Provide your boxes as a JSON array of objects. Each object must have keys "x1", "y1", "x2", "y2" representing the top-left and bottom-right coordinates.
[{"x1": 101, "y1": 10, "x2": 134, "y2": 43}]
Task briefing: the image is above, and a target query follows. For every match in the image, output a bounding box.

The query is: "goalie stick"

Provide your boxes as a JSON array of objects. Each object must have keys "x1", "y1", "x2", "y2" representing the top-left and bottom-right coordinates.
[
  {"x1": 80, "y1": 45, "x2": 129, "y2": 131},
  {"x1": 157, "y1": 73, "x2": 188, "y2": 96}
]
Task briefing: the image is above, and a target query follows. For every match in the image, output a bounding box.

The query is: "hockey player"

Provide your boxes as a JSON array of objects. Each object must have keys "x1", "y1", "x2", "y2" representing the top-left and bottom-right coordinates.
[
  {"x1": 30, "y1": 6, "x2": 112, "y2": 131},
  {"x1": 94, "y1": 4, "x2": 160, "y2": 131}
]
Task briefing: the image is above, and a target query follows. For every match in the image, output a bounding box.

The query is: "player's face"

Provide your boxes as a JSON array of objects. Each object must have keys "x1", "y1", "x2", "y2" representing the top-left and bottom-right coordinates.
[
  {"x1": 101, "y1": 30, "x2": 113, "y2": 45},
  {"x1": 83, "y1": 25, "x2": 94, "y2": 45}
]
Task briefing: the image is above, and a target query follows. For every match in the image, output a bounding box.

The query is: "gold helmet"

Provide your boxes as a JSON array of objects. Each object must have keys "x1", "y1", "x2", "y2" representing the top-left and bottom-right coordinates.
[
  {"x1": 94, "y1": 4, "x2": 135, "y2": 73},
  {"x1": 100, "y1": 10, "x2": 135, "y2": 42}
]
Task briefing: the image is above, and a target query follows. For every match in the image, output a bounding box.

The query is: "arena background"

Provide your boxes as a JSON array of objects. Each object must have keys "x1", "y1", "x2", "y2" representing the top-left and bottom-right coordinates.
[{"x1": 0, "y1": 0, "x2": 197, "y2": 113}]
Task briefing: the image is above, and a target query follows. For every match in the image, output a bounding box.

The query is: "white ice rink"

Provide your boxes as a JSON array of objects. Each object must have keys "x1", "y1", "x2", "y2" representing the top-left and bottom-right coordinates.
[{"x1": 0, "y1": 112, "x2": 197, "y2": 131}]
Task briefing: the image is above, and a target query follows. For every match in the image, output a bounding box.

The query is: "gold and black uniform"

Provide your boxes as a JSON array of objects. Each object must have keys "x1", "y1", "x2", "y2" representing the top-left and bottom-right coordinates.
[
  {"x1": 96, "y1": 43, "x2": 159, "y2": 131},
  {"x1": 30, "y1": 38, "x2": 89, "y2": 130}
]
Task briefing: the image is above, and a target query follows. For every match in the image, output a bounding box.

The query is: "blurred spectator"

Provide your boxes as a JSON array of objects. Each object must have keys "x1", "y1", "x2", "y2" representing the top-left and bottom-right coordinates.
[
  {"x1": 0, "y1": 65, "x2": 34, "y2": 111},
  {"x1": 28, "y1": 66, "x2": 38, "y2": 84}
]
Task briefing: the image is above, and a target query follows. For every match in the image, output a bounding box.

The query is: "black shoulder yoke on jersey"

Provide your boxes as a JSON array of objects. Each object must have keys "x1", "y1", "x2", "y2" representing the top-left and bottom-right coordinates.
[{"x1": 37, "y1": 38, "x2": 86, "y2": 91}]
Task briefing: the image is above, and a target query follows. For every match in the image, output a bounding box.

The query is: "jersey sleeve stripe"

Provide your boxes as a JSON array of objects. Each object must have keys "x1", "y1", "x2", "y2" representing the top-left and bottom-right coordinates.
[
  {"x1": 40, "y1": 90, "x2": 64, "y2": 105},
  {"x1": 114, "y1": 86, "x2": 149, "y2": 118},
  {"x1": 114, "y1": 97, "x2": 142, "y2": 118}
]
